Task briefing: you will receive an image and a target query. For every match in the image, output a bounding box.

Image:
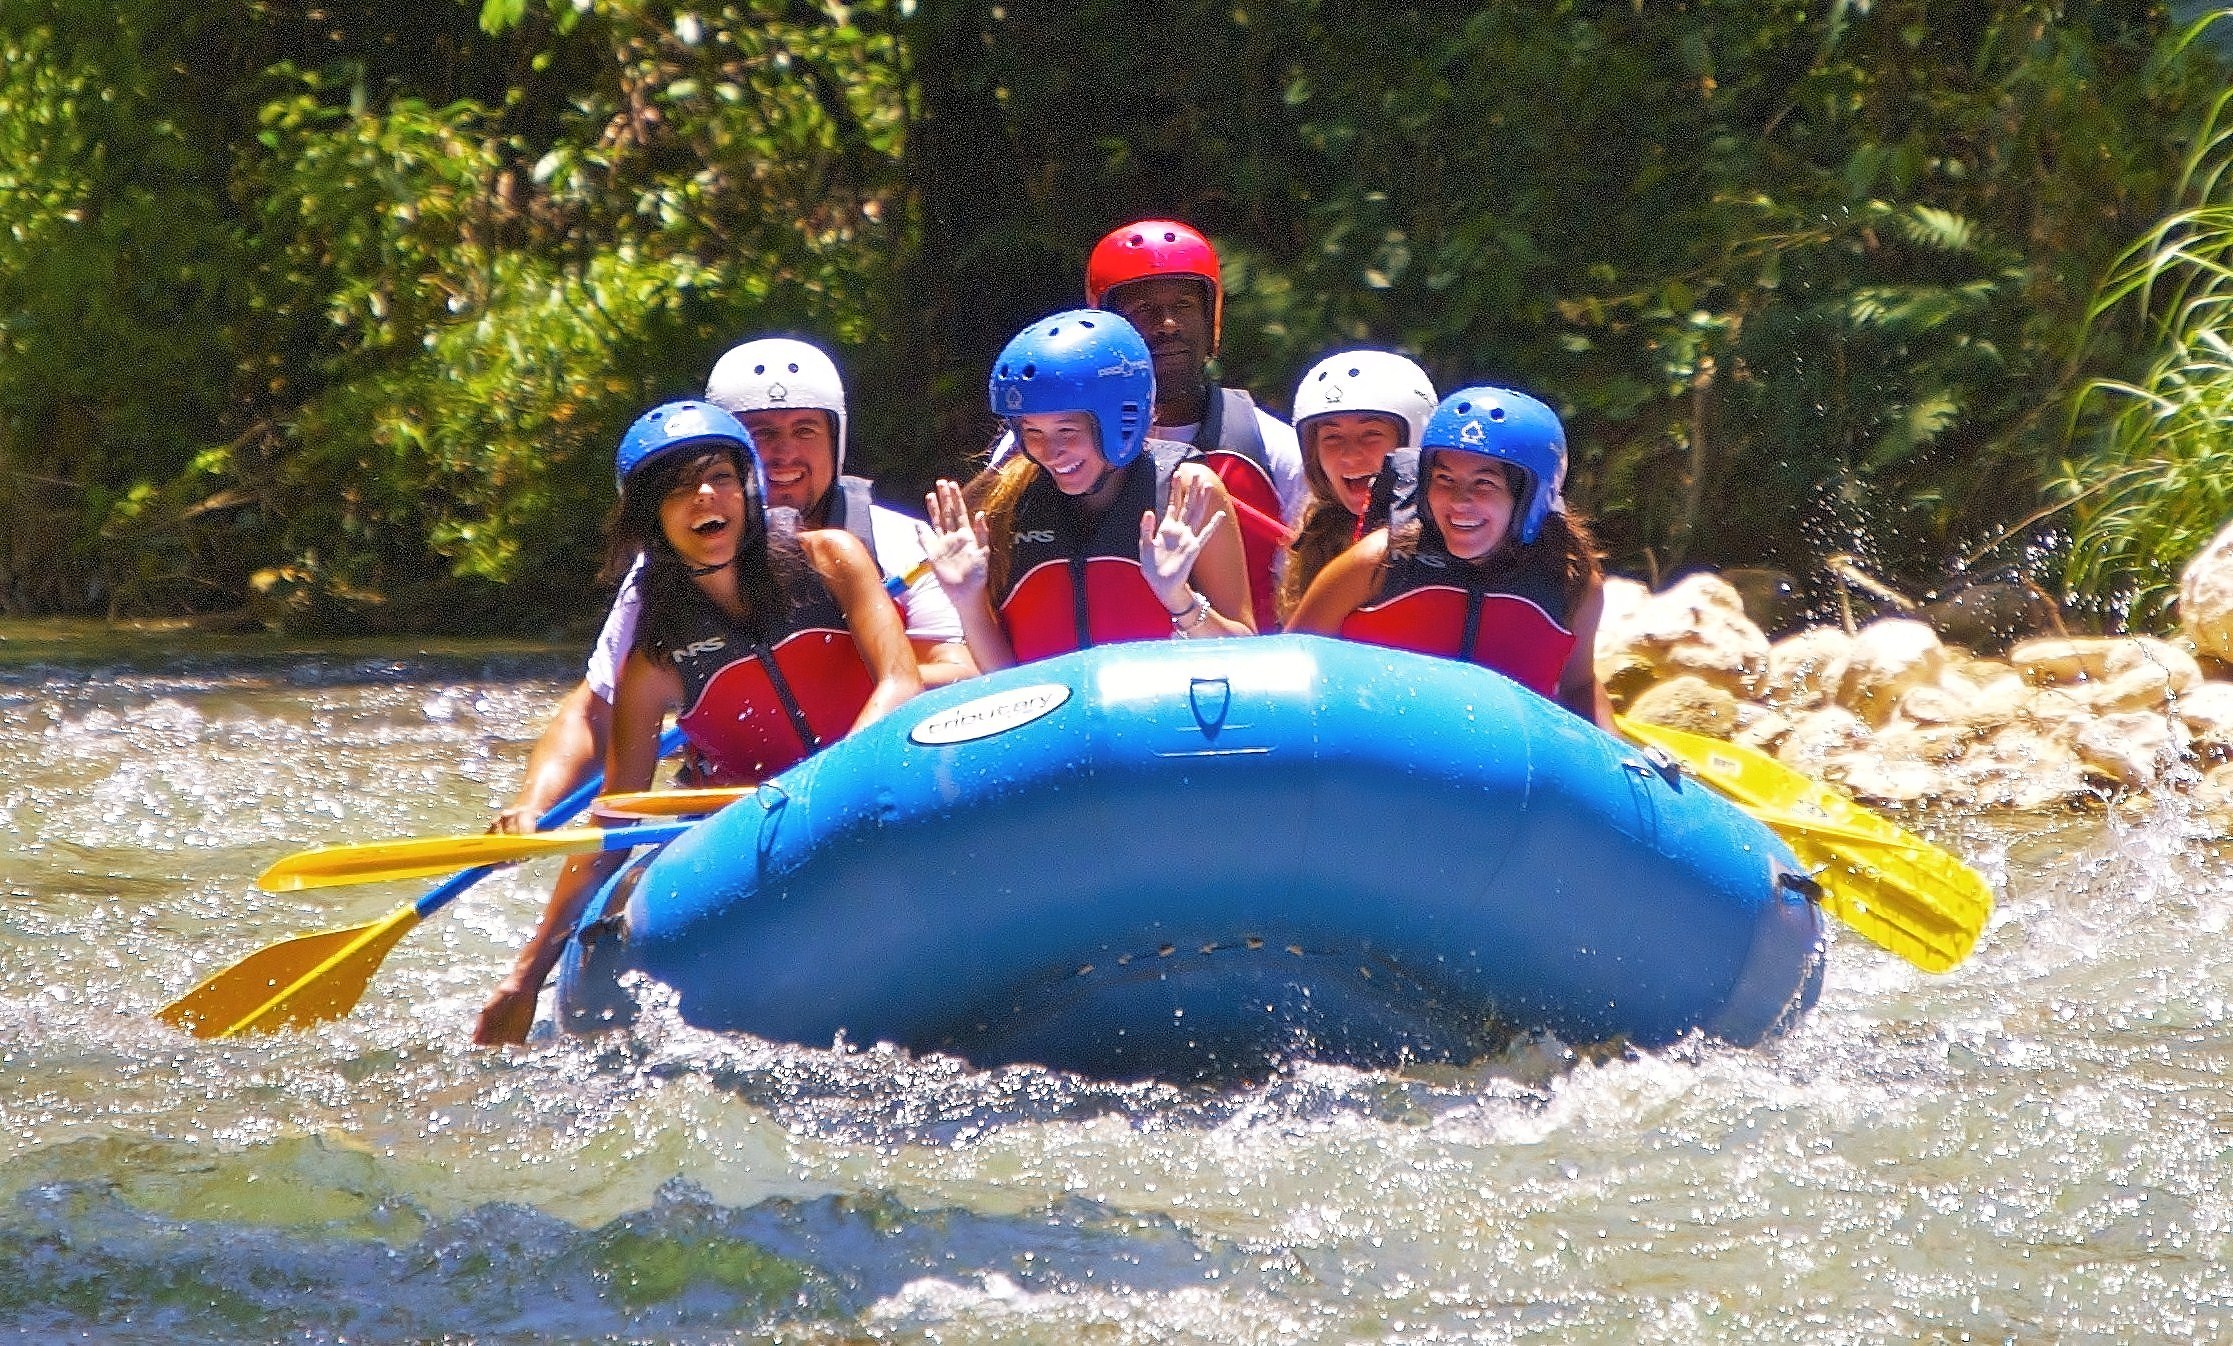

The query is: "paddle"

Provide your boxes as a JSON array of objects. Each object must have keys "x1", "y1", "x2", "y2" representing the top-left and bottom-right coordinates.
[
  {"x1": 256, "y1": 819, "x2": 693, "y2": 892},
  {"x1": 157, "y1": 726, "x2": 685, "y2": 1038},
  {"x1": 591, "y1": 786, "x2": 753, "y2": 818},
  {"x1": 1613, "y1": 715, "x2": 1993, "y2": 974}
]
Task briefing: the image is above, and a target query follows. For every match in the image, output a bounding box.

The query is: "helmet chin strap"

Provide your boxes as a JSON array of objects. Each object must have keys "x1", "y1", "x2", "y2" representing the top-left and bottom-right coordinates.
[
  {"x1": 685, "y1": 558, "x2": 730, "y2": 578},
  {"x1": 1078, "y1": 460, "x2": 1119, "y2": 498}
]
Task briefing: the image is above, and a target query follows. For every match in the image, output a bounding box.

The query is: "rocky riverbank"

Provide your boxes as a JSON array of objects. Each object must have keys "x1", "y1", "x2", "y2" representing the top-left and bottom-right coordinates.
[{"x1": 1595, "y1": 570, "x2": 2233, "y2": 819}]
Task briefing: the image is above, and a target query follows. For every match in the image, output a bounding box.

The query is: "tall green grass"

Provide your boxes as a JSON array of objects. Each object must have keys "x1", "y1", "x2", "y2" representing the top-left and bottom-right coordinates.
[{"x1": 2060, "y1": 33, "x2": 2233, "y2": 628}]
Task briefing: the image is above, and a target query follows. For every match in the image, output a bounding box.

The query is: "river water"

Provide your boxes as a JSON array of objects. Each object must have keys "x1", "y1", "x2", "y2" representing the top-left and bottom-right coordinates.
[{"x1": 3, "y1": 635, "x2": 2228, "y2": 1343}]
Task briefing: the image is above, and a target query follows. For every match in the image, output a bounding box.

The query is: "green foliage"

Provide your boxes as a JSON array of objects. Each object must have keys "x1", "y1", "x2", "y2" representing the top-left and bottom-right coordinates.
[
  {"x1": 0, "y1": 1, "x2": 2225, "y2": 628},
  {"x1": 2057, "y1": 141, "x2": 2233, "y2": 624},
  {"x1": 0, "y1": 4, "x2": 252, "y2": 615}
]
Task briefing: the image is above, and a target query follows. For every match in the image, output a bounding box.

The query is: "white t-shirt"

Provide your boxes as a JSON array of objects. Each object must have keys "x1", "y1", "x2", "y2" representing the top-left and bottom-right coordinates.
[
  {"x1": 584, "y1": 500, "x2": 964, "y2": 702},
  {"x1": 1157, "y1": 407, "x2": 1306, "y2": 526}
]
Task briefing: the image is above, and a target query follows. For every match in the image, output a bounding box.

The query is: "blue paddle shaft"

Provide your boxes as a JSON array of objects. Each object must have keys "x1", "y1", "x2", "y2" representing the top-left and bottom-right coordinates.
[{"x1": 413, "y1": 724, "x2": 686, "y2": 919}]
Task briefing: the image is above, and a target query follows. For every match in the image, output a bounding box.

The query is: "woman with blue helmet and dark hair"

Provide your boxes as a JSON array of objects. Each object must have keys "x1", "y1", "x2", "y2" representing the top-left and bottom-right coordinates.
[
  {"x1": 475, "y1": 400, "x2": 918, "y2": 1045},
  {"x1": 917, "y1": 309, "x2": 1255, "y2": 670},
  {"x1": 1286, "y1": 385, "x2": 1611, "y2": 726}
]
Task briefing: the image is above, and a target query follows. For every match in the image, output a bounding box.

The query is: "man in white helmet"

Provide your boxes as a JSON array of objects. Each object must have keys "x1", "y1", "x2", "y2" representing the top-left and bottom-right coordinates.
[{"x1": 491, "y1": 337, "x2": 970, "y2": 833}]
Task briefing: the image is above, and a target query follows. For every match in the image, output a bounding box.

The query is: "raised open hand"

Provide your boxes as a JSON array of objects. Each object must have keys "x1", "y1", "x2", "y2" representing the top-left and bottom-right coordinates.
[
  {"x1": 918, "y1": 479, "x2": 991, "y2": 601},
  {"x1": 1139, "y1": 468, "x2": 1226, "y2": 612}
]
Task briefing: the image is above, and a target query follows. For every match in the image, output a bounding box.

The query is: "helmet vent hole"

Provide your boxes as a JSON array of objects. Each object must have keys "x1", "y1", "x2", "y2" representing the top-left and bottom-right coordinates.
[
  {"x1": 1488, "y1": 407, "x2": 1507, "y2": 421},
  {"x1": 1021, "y1": 362, "x2": 1038, "y2": 379},
  {"x1": 1081, "y1": 319, "x2": 1096, "y2": 328},
  {"x1": 1346, "y1": 367, "x2": 1360, "y2": 377},
  {"x1": 1454, "y1": 402, "x2": 1471, "y2": 415},
  {"x1": 753, "y1": 364, "x2": 766, "y2": 375},
  {"x1": 787, "y1": 363, "x2": 799, "y2": 373}
]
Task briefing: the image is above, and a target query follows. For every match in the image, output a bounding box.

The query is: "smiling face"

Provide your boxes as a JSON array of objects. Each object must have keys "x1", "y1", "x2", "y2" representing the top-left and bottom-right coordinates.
[
  {"x1": 1423, "y1": 451, "x2": 1518, "y2": 561},
  {"x1": 739, "y1": 408, "x2": 836, "y2": 518},
  {"x1": 1103, "y1": 276, "x2": 1212, "y2": 405},
  {"x1": 655, "y1": 452, "x2": 750, "y2": 571},
  {"x1": 1309, "y1": 412, "x2": 1405, "y2": 516},
  {"x1": 1016, "y1": 411, "x2": 1111, "y2": 496}
]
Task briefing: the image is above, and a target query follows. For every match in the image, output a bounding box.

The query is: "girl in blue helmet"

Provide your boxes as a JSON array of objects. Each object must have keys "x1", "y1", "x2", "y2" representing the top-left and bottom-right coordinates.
[
  {"x1": 475, "y1": 400, "x2": 919, "y2": 1045},
  {"x1": 1286, "y1": 385, "x2": 1611, "y2": 726},
  {"x1": 916, "y1": 309, "x2": 1255, "y2": 669}
]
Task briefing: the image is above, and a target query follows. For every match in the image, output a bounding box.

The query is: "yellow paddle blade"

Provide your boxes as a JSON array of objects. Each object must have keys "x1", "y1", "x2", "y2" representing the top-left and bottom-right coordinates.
[
  {"x1": 591, "y1": 786, "x2": 753, "y2": 820},
  {"x1": 1614, "y1": 715, "x2": 1994, "y2": 973},
  {"x1": 257, "y1": 826, "x2": 649, "y2": 892},
  {"x1": 156, "y1": 905, "x2": 423, "y2": 1038}
]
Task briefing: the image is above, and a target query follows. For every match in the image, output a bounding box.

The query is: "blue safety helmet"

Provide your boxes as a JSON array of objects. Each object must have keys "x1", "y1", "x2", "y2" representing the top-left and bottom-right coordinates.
[
  {"x1": 1419, "y1": 386, "x2": 1567, "y2": 545},
  {"x1": 614, "y1": 400, "x2": 766, "y2": 498},
  {"x1": 987, "y1": 309, "x2": 1155, "y2": 469}
]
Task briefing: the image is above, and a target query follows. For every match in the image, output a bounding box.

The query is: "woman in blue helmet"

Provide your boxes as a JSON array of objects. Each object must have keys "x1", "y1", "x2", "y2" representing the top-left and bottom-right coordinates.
[
  {"x1": 1286, "y1": 385, "x2": 1611, "y2": 726},
  {"x1": 474, "y1": 400, "x2": 918, "y2": 1045},
  {"x1": 917, "y1": 309, "x2": 1255, "y2": 669}
]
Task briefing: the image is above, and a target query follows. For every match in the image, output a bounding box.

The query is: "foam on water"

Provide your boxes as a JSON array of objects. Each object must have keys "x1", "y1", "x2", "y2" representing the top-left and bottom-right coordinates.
[{"x1": 5, "y1": 653, "x2": 2233, "y2": 1341}]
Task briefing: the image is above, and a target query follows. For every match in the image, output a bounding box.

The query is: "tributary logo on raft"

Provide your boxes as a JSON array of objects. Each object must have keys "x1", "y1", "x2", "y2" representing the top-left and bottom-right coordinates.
[{"x1": 908, "y1": 684, "x2": 1073, "y2": 746}]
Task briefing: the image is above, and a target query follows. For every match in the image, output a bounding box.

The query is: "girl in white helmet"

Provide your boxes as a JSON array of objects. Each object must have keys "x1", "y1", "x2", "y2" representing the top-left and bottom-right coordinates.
[{"x1": 1276, "y1": 350, "x2": 1437, "y2": 620}]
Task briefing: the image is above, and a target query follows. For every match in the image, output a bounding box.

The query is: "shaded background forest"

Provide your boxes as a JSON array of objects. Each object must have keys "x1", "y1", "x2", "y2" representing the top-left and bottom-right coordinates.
[{"x1": 7, "y1": 0, "x2": 2233, "y2": 636}]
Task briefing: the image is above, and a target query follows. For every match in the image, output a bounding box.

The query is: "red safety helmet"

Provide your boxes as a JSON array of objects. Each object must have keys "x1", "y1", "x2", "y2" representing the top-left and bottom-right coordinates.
[{"x1": 1085, "y1": 220, "x2": 1223, "y2": 350}]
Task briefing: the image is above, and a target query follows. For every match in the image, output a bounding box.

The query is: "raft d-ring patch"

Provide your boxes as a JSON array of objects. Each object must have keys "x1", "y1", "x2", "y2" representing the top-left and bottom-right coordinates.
[{"x1": 908, "y1": 683, "x2": 1072, "y2": 746}]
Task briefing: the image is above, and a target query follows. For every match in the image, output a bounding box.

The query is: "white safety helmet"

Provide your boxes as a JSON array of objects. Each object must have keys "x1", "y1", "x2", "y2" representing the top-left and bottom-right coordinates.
[
  {"x1": 1291, "y1": 350, "x2": 1438, "y2": 451},
  {"x1": 706, "y1": 337, "x2": 849, "y2": 474}
]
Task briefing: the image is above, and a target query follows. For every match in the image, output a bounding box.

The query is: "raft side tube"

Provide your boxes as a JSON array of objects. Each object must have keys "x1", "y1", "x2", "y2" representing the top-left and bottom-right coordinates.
[{"x1": 576, "y1": 637, "x2": 1824, "y2": 1076}]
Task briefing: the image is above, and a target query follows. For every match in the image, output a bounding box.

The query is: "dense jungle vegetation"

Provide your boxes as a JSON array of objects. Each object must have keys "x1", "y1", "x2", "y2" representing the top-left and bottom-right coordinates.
[{"x1": 4, "y1": 1, "x2": 2232, "y2": 634}]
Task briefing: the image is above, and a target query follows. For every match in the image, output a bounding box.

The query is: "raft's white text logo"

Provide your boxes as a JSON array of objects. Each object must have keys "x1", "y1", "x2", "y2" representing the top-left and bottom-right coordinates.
[
  {"x1": 909, "y1": 683, "x2": 1074, "y2": 746},
  {"x1": 1014, "y1": 529, "x2": 1057, "y2": 544}
]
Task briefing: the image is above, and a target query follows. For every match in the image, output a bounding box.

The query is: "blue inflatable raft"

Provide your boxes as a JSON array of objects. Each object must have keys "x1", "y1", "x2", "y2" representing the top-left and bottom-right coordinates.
[{"x1": 558, "y1": 635, "x2": 1825, "y2": 1078}]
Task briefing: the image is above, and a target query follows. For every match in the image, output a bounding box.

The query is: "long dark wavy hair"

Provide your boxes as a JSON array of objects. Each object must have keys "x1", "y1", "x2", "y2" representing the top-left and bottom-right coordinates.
[
  {"x1": 1391, "y1": 458, "x2": 1601, "y2": 618},
  {"x1": 601, "y1": 446, "x2": 813, "y2": 662}
]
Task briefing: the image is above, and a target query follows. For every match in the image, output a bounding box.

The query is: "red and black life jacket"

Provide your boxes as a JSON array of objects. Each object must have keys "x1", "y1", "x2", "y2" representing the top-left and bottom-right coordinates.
[
  {"x1": 1197, "y1": 384, "x2": 1285, "y2": 632},
  {"x1": 1339, "y1": 547, "x2": 1576, "y2": 699},
  {"x1": 668, "y1": 573, "x2": 876, "y2": 784},
  {"x1": 997, "y1": 442, "x2": 1191, "y2": 664}
]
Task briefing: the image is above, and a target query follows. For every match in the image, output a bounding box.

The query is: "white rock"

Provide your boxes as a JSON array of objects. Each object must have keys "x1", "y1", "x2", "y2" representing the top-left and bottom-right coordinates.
[
  {"x1": 1778, "y1": 706, "x2": 1871, "y2": 775},
  {"x1": 1825, "y1": 751, "x2": 1939, "y2": 805},
  {"x1": 1763, "y1": 627, "x2": 1852, "y2": 711},
  {"x1": 1602, "y1": 573, "x2": 1772, "y2": 699},
  {"x1": 2074, "y1": 710, "x2": 2186, "y2": 788},
  {"x1": 1836, "y1": 619, "x2": 1948, "y2": 727},
  {"x1": 1626, "y1": 675, "x2": 1739, "y2": 737},
  {"x1": 2177, "y1": 680, "x2": 2233, "y2": 759},
  {"x1": 1953, "y1": 726, "x2": 2093, "y2": 810},
  {"x1": 1733, "y1": 707, "x2": 1793, "y2": 754},
  {"x1": 2179, "y1": 518, "x2": 2233, "y2": 662}
]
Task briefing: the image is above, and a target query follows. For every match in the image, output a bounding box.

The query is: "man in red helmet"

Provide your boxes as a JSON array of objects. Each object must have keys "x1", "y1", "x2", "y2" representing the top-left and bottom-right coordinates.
[{"x1": 1084, "y1": 220, "x2": 1303, "y2": 633}]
